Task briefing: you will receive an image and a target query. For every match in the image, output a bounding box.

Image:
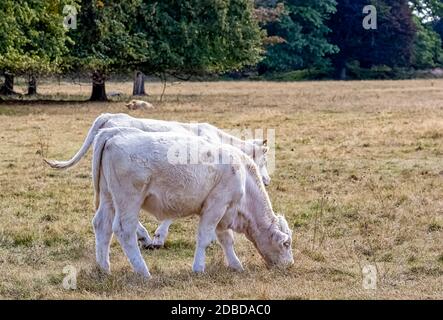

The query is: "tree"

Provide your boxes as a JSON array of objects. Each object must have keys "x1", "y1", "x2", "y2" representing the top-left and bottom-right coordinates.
[
  {"x1": 258, "y1": 0, "x2": 338, "y2": 74},
  {"x1": 68, "y1": 0, "x2": 149, "y2": 101},
  {"x1": 328, "y1": 0, "x2": 416, "y2": 79},
  {"x1": 70, "y1": 0, "x2": 263, "y2": 101},
  {"x1": 0, "y1": 0, "x2": 73, "y2": 95},
  {"x1": 133, "y1": 71, "x2": 146, "y2": 96},
  {"x1": 137, "y1": 0, "x2": 263, "y2": 76},
  {"x1": 413, "y1": 16, "x2": 443, "y2": 68},
  {"x1": 433, "y1": 18, "x2": 443, "y2": 43},
  {"x1": 410, "y1": 0, "x2": 443, "y2": 21}
]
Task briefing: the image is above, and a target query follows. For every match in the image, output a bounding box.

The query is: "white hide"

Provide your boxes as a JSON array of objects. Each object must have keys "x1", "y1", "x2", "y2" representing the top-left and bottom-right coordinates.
[
  {"x1": 92, "y1": 127, "x2": 293, "y2": 277},
  {"x1": 44, "y1": 113, "x2": 271, "y2": 248}
]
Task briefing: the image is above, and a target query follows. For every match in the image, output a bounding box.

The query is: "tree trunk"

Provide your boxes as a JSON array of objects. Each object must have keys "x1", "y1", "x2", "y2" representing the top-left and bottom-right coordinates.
[
  {"x1": 0, "y1": 73, "x2": 15, "y2": 95},
  {"x1": 27, "y1": 75, "x2": 37, "y2": 95},
  {"x1": 132, "y1": 71, "x2": 146, "y2": 96},
  {"x1": 334, "y1": 57, "x2": 347, "y2": 80},
  {"x1": 339, "y1": 66, "x2": 347, "y2": 80},
  {"x1": 90, "y1": 71, "x2": 108, "y2": 101}
]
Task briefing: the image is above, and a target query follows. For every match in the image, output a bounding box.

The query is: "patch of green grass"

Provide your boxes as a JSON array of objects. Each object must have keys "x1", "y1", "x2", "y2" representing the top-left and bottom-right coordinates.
[
  {"x1": 428, "y1": 221, "x2": 442, "y2": 233},
  {"x1": 408, "y1": 265, "x2": 443, "y2": 277},
  {"x1": 380, "y1": 253, "x2": 394, "y2": 262},
  {"x1": 40, "y1": 213, "x2": 59, "y2": 222},
  {"x1": 302, "y1": 249, "x2": 326, "y2": 262},
  {"x1": 12, "y1": 233, "x2": 36, "y2": 247}
]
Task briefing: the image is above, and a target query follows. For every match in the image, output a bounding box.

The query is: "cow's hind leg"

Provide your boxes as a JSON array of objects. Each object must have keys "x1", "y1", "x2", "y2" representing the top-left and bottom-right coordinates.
[
  {"x1": 152, "y1": 219, "x2": 173, "y2": 248},
  {"x1": 112, "y1": 194, "x2": 150, "y2": 278},
  {"x1": 92, "y1": 188, "x2": 114, "y2": 273},
  {"x1": 137, "y1": 222, "x2": 154, "y2": 249},
  {"x1": 152, "y1": 219, "x2": 215, "y2": 249}
]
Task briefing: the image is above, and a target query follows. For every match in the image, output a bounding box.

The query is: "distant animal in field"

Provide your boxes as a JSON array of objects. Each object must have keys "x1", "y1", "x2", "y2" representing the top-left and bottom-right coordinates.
[
  {"x1": 91, "y1": 127, "x2": 293, "y2": 277},
  {"x1": 126, "y1": 100, "x2": 154, "y2": 110},
  {"x1": 108, "y1": 91, "x2": 123, "y2": 97},
  {"x1": 44, "y1": 113, "x2": 271, "y2": 250}
]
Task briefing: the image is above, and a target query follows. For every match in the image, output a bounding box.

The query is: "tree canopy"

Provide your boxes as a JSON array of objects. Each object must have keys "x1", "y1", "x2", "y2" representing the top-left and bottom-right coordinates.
[
  {"x1": 258, "y1": 0, "x2": 338, "y2": 73},
  {"x1": 3, "y1": 0, "x2": 443, "y2": 94},
  {"x1": 327, "y1": 0, "x2": 418, "y2": 79},
  {"x1": 66, "y1": 0, "x2": 263, "y2": 100},
  {"x1": 0, "y1": 0, "x2": 73, "y2": 77}
]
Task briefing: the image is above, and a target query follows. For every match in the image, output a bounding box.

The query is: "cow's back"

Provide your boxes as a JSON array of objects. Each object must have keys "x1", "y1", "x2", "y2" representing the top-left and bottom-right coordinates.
[{"x1": 102, "y1": 130, "x2": 239, "y2": 220}]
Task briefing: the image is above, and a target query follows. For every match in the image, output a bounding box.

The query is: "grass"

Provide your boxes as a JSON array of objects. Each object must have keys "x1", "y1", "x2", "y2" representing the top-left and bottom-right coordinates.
[{"x1": 0, "y1": 79, "x2": 442, "y2": 299}]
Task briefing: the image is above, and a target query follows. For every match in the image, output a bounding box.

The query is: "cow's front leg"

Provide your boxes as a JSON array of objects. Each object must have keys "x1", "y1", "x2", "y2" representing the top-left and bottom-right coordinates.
[
  {"x1": 113, "y1": 214, "x2": 150, "y2": 278},
  {"x1": 152, "y1": 219, "x2": 173, "y2": 248},
  {"x1": 216, "y1": 228, "x2": 243, "y2": 271},
  {"x1": 193, "y1": 203, "x2": 229, "y2": 273},
  {"x1": 137, "y1": 222, "x2": 154, "y2": 249}
]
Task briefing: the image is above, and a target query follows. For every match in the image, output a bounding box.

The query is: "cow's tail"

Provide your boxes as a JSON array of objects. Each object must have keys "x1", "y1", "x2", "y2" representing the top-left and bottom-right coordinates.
[
  {"x1": 44, "y1": 113, "x2": 114, "y2": 170},
  {"x1": 92, "y1": 127, "x2": 129, "y2": 210}
]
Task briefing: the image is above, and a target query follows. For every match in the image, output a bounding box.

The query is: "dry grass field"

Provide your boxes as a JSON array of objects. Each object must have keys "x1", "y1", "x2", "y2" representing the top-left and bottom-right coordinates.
[{"x1": 0, "y1": 79, "x2": 442, "y2": 299}]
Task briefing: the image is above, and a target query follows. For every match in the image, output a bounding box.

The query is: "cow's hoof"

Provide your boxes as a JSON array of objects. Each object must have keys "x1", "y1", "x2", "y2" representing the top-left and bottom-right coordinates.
[
  {"x1": 138, "y1": 237, "x2": 154, "y2": 249},
  {"x1": 228, "y1": 264, "x2": 244, "y2": 272},
  {"x1": 192, "y1": 264, "x2": 205, "y2": 273},
  {"x1": 152, "y1": 235, "x2": 166, "y2": 248},
  {"x1": 140, "y1": 243, "x2": 163, "y2": 250},
  {"x1": 141, "y1": 244, "x2": 155, "y2": 250},
  {"x1": 135, "y1": 271, "x2": 152, "y2": 279}
]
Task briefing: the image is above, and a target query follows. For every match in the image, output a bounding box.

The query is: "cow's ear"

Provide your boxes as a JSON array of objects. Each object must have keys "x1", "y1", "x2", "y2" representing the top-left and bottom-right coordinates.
[
  {"x1": 273, "y1": 230, "x2": 290, "y2": 247},
  {"x1": 251, "y1": 139, "x2": 265, "y2": 146},
  {"x1": 263, "y1": 139, "x2": 268, "y2": 146}
]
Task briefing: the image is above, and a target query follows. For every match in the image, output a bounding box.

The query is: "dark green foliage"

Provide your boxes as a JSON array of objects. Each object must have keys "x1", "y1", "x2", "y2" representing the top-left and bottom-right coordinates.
[
  {"x1": 328, "y1": 0, "x2": 417, "y2": 79},
  {"x1": 68, "y1": 0, "x2": 148, "y2": 73},
  {"x1": 139, "y1": 0, "x2": 263, "y2": 75},
  {"x1": 66, "y1": 0, "x2": 263, "y2": 100},
  {"x1": 69, "y1": 0, "x2": 263, "y2": 75},
  {"x1": 410, "y1": 0, "x2": 443, "y2": 21},
  {"x1": 3, "y1": 0, "x2": 443, "y2": 86},
  {"x1": 413, "y1": 17, "x2": 443, "y2": 68},
  {"x1": 0, "y1": 0, "x2": 74, "y2": 76},
  {"x1": 259, "y1": 0, "x2": 338, "y2": 74}
]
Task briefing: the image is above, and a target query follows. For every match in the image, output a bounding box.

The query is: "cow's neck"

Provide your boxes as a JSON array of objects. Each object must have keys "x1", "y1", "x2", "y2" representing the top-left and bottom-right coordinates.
[
  {"x1": 235, "y1": 163, "x2": 277, "y2": 243},
  {"x1": 215, "y1": 129, "x2": 255, "y2": 157}
]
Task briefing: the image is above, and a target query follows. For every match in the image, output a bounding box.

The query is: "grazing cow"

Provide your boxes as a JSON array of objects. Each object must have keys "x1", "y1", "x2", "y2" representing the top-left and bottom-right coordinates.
[
  {"x1": 92, "y1": 127, "x2": 293, "y2": 277},
  {"x1": 126, "y1": 100, "x2": 154, "y2": 110},
  {"x1": 45, "y1": 113, "x2": 271, "y2": 249}
]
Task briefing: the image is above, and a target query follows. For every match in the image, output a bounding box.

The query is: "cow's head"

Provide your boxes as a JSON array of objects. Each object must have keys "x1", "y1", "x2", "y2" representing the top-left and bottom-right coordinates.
[
  {"x1": 126, "y1": 100, "x2": 136, "y2": 110},
  {"x1": 252, "y1": 214, "x2": 294, "y2": 268},
  {"x1": 248, "y1": 139, "x2": 271, "y2": 186}
]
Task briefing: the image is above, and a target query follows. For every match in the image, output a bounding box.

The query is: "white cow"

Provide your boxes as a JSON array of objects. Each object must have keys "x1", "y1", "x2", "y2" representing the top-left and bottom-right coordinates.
[
  {"x1": 45, "y1": 113, "x2": 271, "y2": 249},
  {"x1": 92, "y1": 127, "x2": 293, "y2": 277}
]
